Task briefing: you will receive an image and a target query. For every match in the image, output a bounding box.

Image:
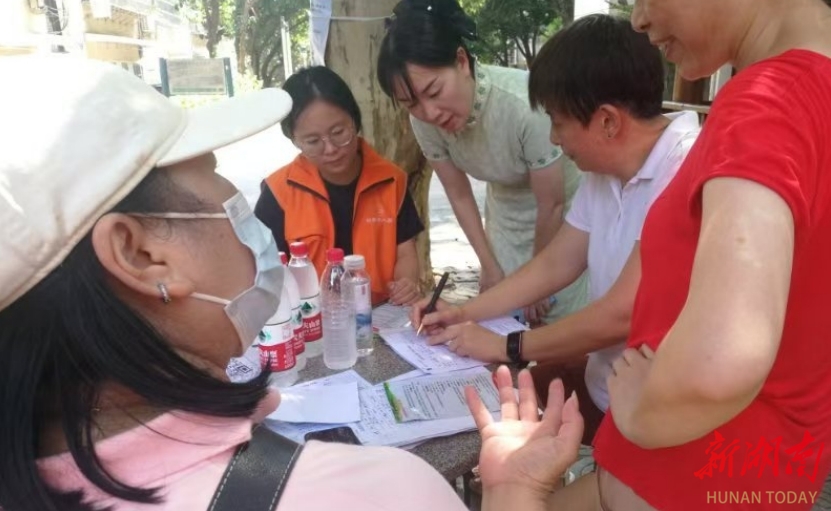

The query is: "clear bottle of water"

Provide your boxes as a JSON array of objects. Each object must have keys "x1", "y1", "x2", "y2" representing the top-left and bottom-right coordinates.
[
  {"x1": 280, "y1": 251, "x2": 306, "y2": 372},
  {"x1": 320, "y1": 248, "x2": 357, "y2": 370},
  {"x1": 259, "y1": 283, "x2": 298, "y2": 388},
  {"x1": 343, "y1": 254, "x2": 374, "y2": 356},
  {"x1": 288, "y1": 242, "x2": 323, "y2": 358}
]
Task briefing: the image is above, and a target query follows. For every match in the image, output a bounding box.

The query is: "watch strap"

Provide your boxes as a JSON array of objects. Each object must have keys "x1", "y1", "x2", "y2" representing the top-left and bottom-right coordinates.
[{"x1": 506, "y1": 330, "x2": 524, "y2": 364}]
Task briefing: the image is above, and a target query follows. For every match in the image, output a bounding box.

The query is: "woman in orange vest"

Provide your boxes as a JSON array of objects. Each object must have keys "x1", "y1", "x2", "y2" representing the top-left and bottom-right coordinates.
[{"x1": 255, "y1": 66, "x2": 424, "y2": 306}]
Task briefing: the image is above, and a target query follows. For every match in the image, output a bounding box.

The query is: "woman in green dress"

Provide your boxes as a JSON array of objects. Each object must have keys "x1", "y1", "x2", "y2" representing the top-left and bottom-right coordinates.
[{"x1": 377, "y1": 0, "x2": 587, "y2": 325}]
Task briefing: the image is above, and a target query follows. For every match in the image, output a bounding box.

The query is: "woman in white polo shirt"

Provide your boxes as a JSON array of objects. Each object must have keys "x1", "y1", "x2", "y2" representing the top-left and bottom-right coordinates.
[{"x1": 412, "y1": 14, "x2": 701, "y2": 443}]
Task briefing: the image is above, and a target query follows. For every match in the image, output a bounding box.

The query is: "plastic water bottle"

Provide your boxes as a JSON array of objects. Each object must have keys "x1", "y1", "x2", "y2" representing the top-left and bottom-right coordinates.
[
  {"x1": 320, "y1": 248, "x2": 357, "y2": 370},
  {"x1": 280, "y1": 251, "x2": 306, "y2": 372},
  {"x1": 259, "y1": 283, "x2": 298, "y2": 388},
  {"x1": 343, "y1": 254, "x2": 374, "y2": 356},
  {"x1": 288, "y1": 242, "x2": 323, "y2": 358}
]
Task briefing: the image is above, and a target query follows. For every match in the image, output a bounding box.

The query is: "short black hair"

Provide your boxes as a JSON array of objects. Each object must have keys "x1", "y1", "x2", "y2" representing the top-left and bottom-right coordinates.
[
  {"x1": 529, "y1": 14, "x2": 665, "y2": 126},
  {"x1": 280, "y1": 66, "x2": 362, "y2": 139},
  {"x1": 377, "y1": 0, "x2": 477, "y2": 105}
]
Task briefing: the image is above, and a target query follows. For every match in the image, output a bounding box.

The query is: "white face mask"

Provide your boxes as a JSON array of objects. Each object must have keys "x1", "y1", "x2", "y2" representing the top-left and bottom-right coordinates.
[{"x1": 143, "y1": 192, "x2": 284, "y2": 351}]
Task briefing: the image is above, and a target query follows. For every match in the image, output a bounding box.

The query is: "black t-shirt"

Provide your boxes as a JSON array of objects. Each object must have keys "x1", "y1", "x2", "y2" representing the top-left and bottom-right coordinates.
[
  {"x1": 254, "y1": 176, "x2": 424, "y2": 256},
  {"x1": 323, "y1": 179, "x2": 359, "y2": 254}
]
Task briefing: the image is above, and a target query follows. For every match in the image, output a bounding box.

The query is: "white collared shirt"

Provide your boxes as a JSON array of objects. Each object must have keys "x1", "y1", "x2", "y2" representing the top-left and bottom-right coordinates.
[{"x1": 565, "y1": 111, "x2": 701, "y2": 411}]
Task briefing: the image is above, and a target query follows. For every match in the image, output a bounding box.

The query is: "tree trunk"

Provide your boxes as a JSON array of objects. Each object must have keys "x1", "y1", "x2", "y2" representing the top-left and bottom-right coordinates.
[
  {"x1": 325, "y1": 0, "x2": 435, "y2": 291},
  {"x1": 236, "y1": 0, "x2": 255, "y2": 73},
  {"x1": 553, "y1": 0, "x2": 574, "y2": 24},
  {"x1": 202, "y1": 0, "x2": 221, "y2": 58}
]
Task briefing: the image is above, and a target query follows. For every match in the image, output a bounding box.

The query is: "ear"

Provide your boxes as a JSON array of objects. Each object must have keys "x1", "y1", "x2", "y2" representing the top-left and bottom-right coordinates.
[
  {"x1": 456, "y1": 47, "x2": 471, "y2": 76},
  {"x1": 91, "y1": 213, "x2": 195, "y2": 302},
  {"x1": 596, "y1": 104, "x2": 623, "y2": 139}
]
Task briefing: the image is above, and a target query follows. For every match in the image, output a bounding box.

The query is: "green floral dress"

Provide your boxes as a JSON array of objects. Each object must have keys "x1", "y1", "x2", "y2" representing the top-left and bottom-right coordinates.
[{"x1": 411, "y1": 64, "x2": 588, "y2": 321}]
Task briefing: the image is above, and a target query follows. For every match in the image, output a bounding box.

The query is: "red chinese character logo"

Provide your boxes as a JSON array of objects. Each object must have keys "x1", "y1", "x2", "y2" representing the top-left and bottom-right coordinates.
[
  {"x1": 740, "y1": 435, "x2": 781, "y2": 478},
  {"x1": 695, "y1": 431, "x2": 742, "y2": 479},
  {"x1": 784, "y1": 431, "x2": 824, "y2": 483}
]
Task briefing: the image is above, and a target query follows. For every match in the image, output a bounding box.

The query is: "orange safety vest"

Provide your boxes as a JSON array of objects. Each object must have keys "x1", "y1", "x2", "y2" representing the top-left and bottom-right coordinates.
[{"x1": 266, "y1": 139, "x2": 408, "y2": 304}]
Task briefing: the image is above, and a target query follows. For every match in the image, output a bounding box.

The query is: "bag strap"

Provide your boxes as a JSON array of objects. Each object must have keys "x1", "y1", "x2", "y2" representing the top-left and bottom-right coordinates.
[{"x1": 208, "y1": 426, "x2": 304, "y2": 511}]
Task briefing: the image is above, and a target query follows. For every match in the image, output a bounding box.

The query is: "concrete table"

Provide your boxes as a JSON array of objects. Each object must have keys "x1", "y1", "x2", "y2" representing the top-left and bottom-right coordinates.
[{"x1": 297, "y1": 336, "x2": 482, "y2": 481}]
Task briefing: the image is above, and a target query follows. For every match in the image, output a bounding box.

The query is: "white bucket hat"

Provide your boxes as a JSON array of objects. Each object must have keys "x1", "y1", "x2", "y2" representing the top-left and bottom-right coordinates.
[{"x1": 0, "y1": 54, "x2": 292, "y2": 312}]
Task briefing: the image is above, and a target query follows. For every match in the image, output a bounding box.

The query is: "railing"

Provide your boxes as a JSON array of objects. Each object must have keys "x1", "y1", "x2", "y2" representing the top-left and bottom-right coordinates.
[
  {"x1": 662, "y1": 100, "x2": 711, "y2": 122},
  {"x1": 154, "y1": 0, "x2": 184, "y2": 25},
  {"x1": 107, "y1": 0, "x2": 184, "y2": 25},
  {"x1": 109, "y1": 0, "x2": 152, "y2": 15}
]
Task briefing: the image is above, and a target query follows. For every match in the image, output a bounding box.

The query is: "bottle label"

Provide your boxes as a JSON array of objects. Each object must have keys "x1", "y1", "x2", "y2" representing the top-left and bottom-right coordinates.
[
  {"x1": 258, "y1": 321, "x2": 296, "y2": 371},
  {"x1": 354, "y1": 282, "x2": 372, "y2": 338},
  {"x1": 291, "y1": 306, "x2": 305, "y2": 354},
  {"x1": 301, "y1": 293, "x2": 323, "y2": 343}
]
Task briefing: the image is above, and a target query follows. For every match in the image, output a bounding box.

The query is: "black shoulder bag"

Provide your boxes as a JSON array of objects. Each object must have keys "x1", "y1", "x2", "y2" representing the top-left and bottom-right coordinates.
[{"x1": 208, "y1": 427, "x2": 304, "y2": 511}]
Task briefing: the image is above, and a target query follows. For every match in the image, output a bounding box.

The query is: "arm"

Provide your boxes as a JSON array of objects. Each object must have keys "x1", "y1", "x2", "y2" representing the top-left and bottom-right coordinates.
[
  {"x1": 529, "y1": 159, "x2": 567, "y2": 255},
  {"x1": 393, "y1": 239, "x2": 419, "y2": 282},
  {"x1": 388, "y1": 239, "x2": 422, "y2": 305},
  {"x1": 431, "y1": 242, "x2": 637, "y2": 364},
  {"x1": 615, "y1": 178, "x2": 792, "y2": 448},
  {"x1": 521, "y1": 243, "x2": 640, "y2": 362},
  {"x1": 461, "y1": 223, "x2": 589, "y2": 322},
  {"x1": 431, "y1": 159, "x2": 502, "y2": 279}
]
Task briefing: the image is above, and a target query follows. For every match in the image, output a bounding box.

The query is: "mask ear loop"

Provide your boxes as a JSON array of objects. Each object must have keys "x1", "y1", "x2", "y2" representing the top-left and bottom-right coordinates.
[{"x1": 158, "y1": 283, "x2": 171, "y2": 304}]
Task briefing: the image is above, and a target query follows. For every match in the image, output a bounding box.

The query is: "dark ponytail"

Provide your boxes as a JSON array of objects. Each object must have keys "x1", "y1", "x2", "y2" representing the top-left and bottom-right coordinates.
[{"x1": 377, "y1": 0, "x2": 478, "y2": 103}]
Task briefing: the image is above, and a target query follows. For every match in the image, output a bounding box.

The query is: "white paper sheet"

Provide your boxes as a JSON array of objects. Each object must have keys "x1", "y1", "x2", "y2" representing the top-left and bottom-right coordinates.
[
  {"x1": 372, "y1": 303, "x2": 412, "y2": 331},
  {"x1": 265, "y1": 370, "x2": 371, "y2": 443},
  {"x1": 351, "y1": 386, "x2": 490, "y2": 447},
  {"x1": 309, "y1": 0, "x2": 332, "y2": 65},
  {"x1": 380, "y1": 328, "x2": 488, "y2": 374},
  {"x1": 478, "y1": 316, "x2": 530, "y2": 335},
  {"x1": 384, "y1": 367, "x2": 499, "y2": 422},
  {"x1": 386, "y1": 369, "x2": 427, "y2": 383},
  {"x1": 290, "y1": 369, "x2": 373, "y2": 391},
  {"x1": 267, "y1": 382, "x2": 360, "y2": 424}
]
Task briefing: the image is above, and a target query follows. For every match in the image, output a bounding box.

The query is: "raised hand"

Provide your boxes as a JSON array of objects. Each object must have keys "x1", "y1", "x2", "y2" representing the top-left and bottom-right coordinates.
[{"x1": 467, "y1": 366, "x2": 583, "y2": 498}]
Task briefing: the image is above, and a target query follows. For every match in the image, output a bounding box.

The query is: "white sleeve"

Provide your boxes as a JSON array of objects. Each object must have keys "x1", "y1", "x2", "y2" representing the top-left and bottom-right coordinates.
[{"x1": 565, "y1": 173, "x2": 593, "y2": 233}]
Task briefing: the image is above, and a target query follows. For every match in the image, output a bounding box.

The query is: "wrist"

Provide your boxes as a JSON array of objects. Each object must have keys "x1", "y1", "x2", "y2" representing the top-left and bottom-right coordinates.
[
  {"x1": 506, "y1": 330, "x2": 525, "y2": 364},
  {"x1": 499, "y1": 336, "x2": 512, "y2": 363},
  {"x1": 458, "y1": 303, "x2": 474, "y2": 323}
]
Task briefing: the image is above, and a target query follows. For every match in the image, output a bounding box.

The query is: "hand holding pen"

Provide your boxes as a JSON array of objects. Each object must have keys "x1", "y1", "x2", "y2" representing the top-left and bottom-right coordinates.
[{"x1": 409, "y1": 272, "x2": 469, "y2": 336}]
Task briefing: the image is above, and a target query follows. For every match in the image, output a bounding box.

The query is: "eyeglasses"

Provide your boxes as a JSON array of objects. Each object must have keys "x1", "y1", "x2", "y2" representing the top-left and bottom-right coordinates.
[{"x1": 297, "y1": 126, "x2": 355, "y2": 156}]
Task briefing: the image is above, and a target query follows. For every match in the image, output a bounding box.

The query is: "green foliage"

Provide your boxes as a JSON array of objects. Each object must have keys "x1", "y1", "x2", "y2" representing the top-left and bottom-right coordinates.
[
  {"x1": 240, "y1": 0, "x2": 308, "y2": 87},
  {"x1": 460, "y1": 0, "x2": 571, "y2": 67},
  {"x1": 607, "y1": 0, "x2": 633, "y2": 17}
]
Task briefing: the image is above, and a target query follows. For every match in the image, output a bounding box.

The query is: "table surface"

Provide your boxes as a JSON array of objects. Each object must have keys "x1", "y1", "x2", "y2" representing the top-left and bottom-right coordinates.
[{"x1": 297, "y1": 337, "x2": 481, "y2": 481}]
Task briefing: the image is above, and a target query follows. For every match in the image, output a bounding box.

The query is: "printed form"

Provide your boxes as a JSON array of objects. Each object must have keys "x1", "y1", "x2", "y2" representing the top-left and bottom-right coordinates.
[{"x1": 384, "y1": 367, "x2": 500, "y2": 422}]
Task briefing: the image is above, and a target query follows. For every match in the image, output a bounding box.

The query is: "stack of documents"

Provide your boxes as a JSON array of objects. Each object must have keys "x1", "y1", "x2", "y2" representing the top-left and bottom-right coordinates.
[
  {"x1": 264, "y1": 315, "x2": 527, "y2": 448},
  {"x1": 264, "y1": 368, "x2": 501, "y2": 448}
]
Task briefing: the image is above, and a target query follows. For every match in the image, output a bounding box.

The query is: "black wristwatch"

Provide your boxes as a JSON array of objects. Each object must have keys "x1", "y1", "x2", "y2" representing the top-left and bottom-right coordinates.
[{"x1": 506, "y1": 330, "x2": 524, "y2": 364}]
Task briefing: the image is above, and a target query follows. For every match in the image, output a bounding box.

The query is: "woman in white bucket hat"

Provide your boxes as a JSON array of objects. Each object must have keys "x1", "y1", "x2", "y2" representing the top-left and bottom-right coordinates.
[{"x1": 0, "y1": 55, "x2": 581, "y2": 511}]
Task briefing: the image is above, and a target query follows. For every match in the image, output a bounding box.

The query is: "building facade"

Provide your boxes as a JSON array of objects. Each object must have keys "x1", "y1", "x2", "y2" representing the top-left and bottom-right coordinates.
[{"x1": 0, "y1": 0, "x2": 204, "y2": 86}]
